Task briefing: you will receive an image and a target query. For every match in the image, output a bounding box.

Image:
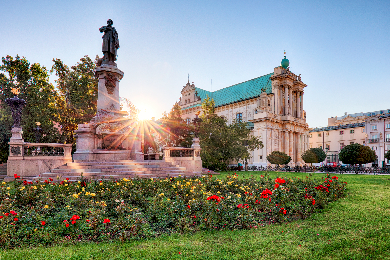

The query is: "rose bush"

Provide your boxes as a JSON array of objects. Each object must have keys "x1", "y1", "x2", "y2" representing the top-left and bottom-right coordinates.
[{"x1": 0, "y1": 173, "x2": 346, "y2": 248}]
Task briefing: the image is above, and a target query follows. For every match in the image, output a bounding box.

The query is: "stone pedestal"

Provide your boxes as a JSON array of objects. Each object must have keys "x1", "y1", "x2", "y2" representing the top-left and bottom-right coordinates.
[
  {"x1": 95, "y1": 64, "x2": 124, "y2": 112},
  {"x1": 9, "y1": 127, "x2": 24, "y2": 158}
]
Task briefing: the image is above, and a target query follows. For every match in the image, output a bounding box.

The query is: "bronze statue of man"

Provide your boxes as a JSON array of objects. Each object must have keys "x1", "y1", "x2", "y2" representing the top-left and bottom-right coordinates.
[{"x1": 99, "y1": 19, "x2": 119, "y2": 64}]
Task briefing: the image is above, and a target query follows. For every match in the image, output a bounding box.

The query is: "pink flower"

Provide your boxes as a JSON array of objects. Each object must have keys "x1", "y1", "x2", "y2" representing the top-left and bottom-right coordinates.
[{"x1": 10, "y1": 210, "x2": 17, "y2": 216}]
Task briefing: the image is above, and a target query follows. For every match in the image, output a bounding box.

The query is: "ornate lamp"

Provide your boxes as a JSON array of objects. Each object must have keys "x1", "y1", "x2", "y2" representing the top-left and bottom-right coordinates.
[{"x1": 5, "y1": 88, "x2": 26, "y2": 128}]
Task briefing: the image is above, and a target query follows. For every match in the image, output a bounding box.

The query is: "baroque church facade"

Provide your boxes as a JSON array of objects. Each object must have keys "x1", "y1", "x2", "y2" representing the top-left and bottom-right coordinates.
[{"x1": 178, "y1": 56, "x2": 310, "y2": 167}]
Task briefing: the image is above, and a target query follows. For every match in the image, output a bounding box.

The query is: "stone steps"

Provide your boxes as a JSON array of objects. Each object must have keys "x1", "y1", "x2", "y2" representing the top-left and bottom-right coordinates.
[{"x1": 35, "y1": 160, "x2": 196, "y2": 181}]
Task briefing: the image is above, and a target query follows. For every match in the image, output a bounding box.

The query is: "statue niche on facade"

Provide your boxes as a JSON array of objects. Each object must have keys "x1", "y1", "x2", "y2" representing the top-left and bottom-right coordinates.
[{"x1": 99, "y1": 19, "x2": 119, "y2": 65}]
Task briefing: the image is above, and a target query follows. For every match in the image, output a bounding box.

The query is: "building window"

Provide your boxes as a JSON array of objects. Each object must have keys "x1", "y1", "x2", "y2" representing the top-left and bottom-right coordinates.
[
  {"x1": 350, "y1": 129, "x2": 354, "y2": 134},
  {"x1": 309, "y1": 134, "x2": 312, "y2": 138},
  {"x1": 186, "y1": 118, "x2": 191, "y2": 124},
  {"x1": 386, "y1": 134, "x2": 390, "y2": 142},
  {"x1": 363, "y1": 141, "x2": 365, "y2": 144},
  {"x1": 259, "y1": 156, "x2": 262, "y2": 159},
  {"x1": 318, "y1": 133, "x2": 321, "y2": 137},
  {"x1": 340, "y1": 131, "x2": 344, "y2": 135},
  {"x1": 362, "y1": 128, "x2": 364, "y2": 133},
  {"x1": 236, "y1": 113, "x2": 242, "y2": 122},
  {"x1": 386, "y1": 123, "x2": 390, "y2": 129},
  {"x1": 326, "y1": 144, "x2": 330, "y2": 150},
  {"x1": 350, "y1": 142, "x2": 354, "y2": 145},
  {"x1": 340, "y1": 143, "x2": 345, "y2": 150},
  {"x1": 326, "y1": 132, "x2": 329, "y2": 136},
  {"x1": 372, "y1": 125, "x2": 377, "y2": 130},
  {"x1": 319, "y1": 146, "x2": 322, "y2": 149},
  {"x1": 387, "y1": 145, "x2": 390, "y2": 150}
]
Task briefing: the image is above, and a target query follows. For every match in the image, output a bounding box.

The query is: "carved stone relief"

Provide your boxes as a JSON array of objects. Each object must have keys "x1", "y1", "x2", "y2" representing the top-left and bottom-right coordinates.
[{"x1": 104, "y1": 73, "x2": 116, "y2": 94}]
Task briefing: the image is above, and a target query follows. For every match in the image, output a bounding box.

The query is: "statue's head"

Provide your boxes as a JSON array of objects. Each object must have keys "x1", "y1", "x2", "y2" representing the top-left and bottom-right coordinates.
[{"x1": 107, "y1": 19, "x2": 113, "y2": 26}]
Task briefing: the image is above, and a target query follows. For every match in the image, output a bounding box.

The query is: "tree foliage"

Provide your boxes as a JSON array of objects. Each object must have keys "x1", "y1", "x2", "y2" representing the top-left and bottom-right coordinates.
[
  {"x1": 301, "y1": 148, "x2": 326, "y2": 165},
  {"x1": 50, "y1": 56, "x2": 98, "y2": 144},
  {"x1": 267, "y1": 151, "x2": 291, "y2": 166},
  {"x1": 0, "y1": 55, "x2": 60, "y2": 162},
  {"x1": 339, "y1": 143, "x2": 377, "y2": 165},
  {"x1": 198, "y1": 98, "x2": 263, "y2": 171},
  {"x1": 160, "y1": 103, "x2": 193, "y2": 148}
]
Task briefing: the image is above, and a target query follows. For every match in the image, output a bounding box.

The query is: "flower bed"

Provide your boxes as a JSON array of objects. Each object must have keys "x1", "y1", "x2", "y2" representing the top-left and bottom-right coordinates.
[{"x1": 0, "y1": 174, "x2": 346, "y2": 249}]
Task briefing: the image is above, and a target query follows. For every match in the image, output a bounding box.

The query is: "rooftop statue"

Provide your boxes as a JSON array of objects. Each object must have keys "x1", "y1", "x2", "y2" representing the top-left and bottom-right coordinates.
[{"x1": 99, "y1": 19, "x2": 119, "y2": 65}]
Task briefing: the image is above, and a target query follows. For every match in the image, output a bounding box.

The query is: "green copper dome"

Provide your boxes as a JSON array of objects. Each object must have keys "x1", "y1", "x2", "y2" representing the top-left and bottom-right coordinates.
[{"x1": 281, "y1": 56, "x2": 289, "y2": 69}]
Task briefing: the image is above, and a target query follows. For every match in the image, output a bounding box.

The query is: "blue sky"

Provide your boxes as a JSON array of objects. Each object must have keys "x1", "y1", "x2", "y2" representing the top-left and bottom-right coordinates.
[{"x1": 2, "y1": 0, "x2": 389, "y2": 127}]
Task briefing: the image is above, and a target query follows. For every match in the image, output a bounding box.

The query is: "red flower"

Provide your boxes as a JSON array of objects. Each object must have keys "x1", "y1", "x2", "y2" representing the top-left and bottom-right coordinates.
[
  {"x1": 312, "y1": 199, "x2": 316, "y2": 205},
  {"x1": 207, "y1": 195, "x2": 222, "y2": 202},
  {"x1": 332, "y1": 176, "x2": 338, "y2": 180},
  {"x1": 260, "y1": 189, "x2": 272, "y2": 199},
  {"x1": 70, "y1": 215, "x2": 80, "y2": 221},
  {"x1": 14, "y1": 174, "x2": 20, "y2": 179},
  {"x1": 0, "y1": 216, "x2": 3, "y2": 219},
  {"x1": 275, "y1": 178, "x2": 286, "y2": 184},
  {"x1": 65, "y1": 223, "x2": 69, "y2": 227},
  {"x1": 10, "y1": 210, "x2": 17, "y2": 216},
  {"x1": 283, "y1": 210, "x2": 287, "y2": 214},
  {"x1": 86, "y1": 219, "x2": 90, "y2": 222},
  {"x1": 103, "y1": 218, "x2": 110, "y2": 223},
  {"x1": 274, "y1": 183, "x2": 280, "y2": 189},
  {"x1": 41, "y1": 221, "x2": 46, "y2": 226},
  {"x1": 14, "y1": 218, "x2": 18, "y2": 221},
  {"x1": 71, "y1": 220, "x2": 76, "y2": 225},
  {"x1": 5, "y1": 213, "x2": 9, "y2": 217},
  {"x1": 237, "y1": 204, "x2": 249, "y2": 209},
  {"x1": 187, "y1": 205, "x2": 191, "y2": 209}
]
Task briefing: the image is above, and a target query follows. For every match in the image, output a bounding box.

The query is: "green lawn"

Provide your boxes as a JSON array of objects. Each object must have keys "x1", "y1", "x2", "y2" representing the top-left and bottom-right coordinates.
[{"x1": 1, "y1": 172, "x2": 389, "y2": 260}]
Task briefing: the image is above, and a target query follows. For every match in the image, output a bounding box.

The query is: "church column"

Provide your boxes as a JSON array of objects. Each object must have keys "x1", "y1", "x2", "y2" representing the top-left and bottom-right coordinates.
[
  {"x1": 275, "y1": 88, "x2": 279, "y2": 115},
  {"x1": 289, "y1": 131, "x2": 293, "y2": 159},
  {"x1": 284, "y1": 86, "x2": 288, "y2": 115},
  {"x1": 300, "y1": 93, "x2": 304, "y2": 118},
  {"x1": 297, "y1": 92, "x2": 301, "y2": 118},
  {"x1": 289, "y1": 88, "x2": 293, "y2": 116},
  {"x1": 285, "y1": 131, "x2": 289, "y2": 156}
]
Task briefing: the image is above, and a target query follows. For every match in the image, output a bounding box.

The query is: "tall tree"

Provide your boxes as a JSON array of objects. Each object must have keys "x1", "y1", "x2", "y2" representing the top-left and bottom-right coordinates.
[
  {"x1": 0, "y1": 55, "x2": 60, "y2": 161},
  {"x1": 160, "y1": 102, "x2": 193, "y2": 147},
  {"x1": 339, "y1": 143, "x2": 377, "y2": 166},
  {"x1": 198, "y1": 98, "x2": 263, "y2": 170},
  {"x1": 50, "y1": 56, "x2": 98, "y2": 144}
]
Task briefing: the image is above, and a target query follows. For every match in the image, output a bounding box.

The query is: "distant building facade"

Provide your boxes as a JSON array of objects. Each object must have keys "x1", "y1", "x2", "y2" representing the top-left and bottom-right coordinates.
[
  {"x1": 309, "y1": 109, "x2": 390, "y2": 167},
  {"x1": 179, "y1": 57, "x2": 310, "y2": 167}
]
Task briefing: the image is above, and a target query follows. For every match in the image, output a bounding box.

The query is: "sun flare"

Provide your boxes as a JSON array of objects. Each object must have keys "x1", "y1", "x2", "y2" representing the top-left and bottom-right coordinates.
[{"x1": 138, "y1": 108, "x2": 153, "y2": 121}]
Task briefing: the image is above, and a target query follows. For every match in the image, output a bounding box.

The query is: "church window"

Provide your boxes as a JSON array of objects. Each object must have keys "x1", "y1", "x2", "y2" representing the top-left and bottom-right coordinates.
[{"x1": 236, "y1": 113, "x2": 243, "y2": 122}]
